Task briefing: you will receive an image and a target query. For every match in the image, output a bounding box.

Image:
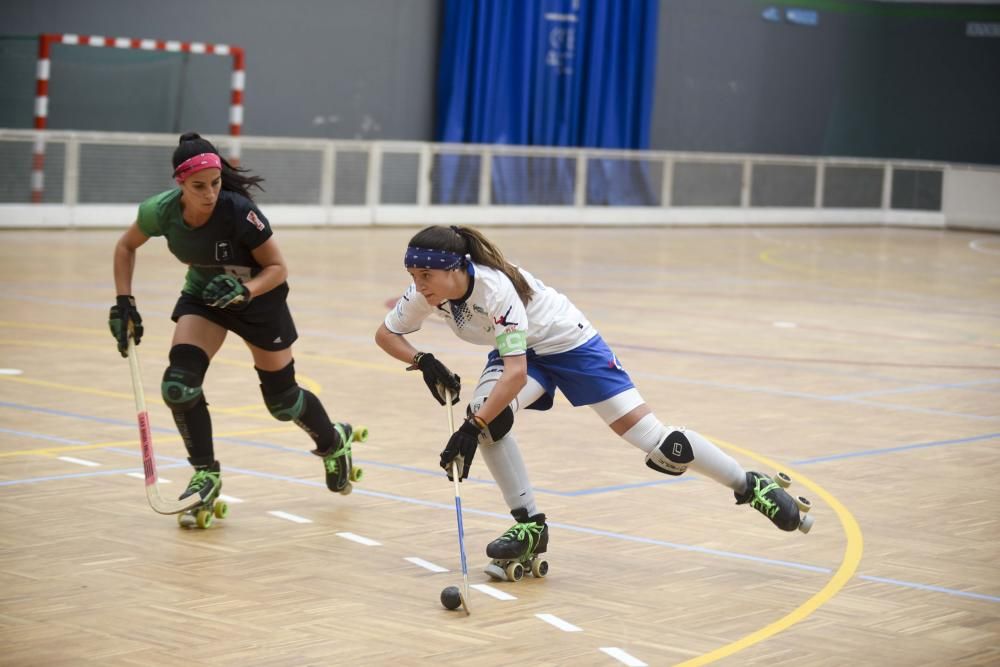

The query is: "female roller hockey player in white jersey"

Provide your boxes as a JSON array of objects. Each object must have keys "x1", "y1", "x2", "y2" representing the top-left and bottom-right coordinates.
[{"x1": 375, "y1": 225, "x2": 812, "y2": 581}]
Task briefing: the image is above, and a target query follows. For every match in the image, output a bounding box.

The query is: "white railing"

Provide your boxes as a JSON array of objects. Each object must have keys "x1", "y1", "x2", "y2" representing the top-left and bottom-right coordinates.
[{"x1": 0, "y1": 128, "x2": 996, "y2": 231}]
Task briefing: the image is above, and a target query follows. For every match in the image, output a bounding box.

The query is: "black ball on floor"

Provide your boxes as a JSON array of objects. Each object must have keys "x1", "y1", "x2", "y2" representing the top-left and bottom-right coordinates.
[{"x1": 440, "y1": 585, "x2": 462, "y2": 610}]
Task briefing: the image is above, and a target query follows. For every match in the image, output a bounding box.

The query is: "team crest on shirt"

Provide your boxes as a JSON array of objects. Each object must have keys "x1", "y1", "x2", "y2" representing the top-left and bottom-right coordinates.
[
  {"x1": 246, "y1": 209, "x2": 265, "y2": 231},
  {"x1": 215, "y1": 240, "x2": 233, "y2": 262}
]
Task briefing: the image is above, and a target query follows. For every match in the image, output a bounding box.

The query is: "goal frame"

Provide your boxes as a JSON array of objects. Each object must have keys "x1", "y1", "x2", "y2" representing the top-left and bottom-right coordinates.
[{"x1": 31, "y1": 32, "x2": 245, "y2": 202}]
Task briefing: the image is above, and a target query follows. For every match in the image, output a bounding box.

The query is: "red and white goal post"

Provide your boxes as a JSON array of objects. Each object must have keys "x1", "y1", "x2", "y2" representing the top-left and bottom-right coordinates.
[{"x1": 32, "y1": 32, "x2": 245, "y2": 203}]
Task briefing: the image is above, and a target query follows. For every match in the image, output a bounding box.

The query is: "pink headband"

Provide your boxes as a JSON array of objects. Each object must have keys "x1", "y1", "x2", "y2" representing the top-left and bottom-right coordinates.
[{"x1": 173, "y1": 152, "x2": 222, "y2": 184}]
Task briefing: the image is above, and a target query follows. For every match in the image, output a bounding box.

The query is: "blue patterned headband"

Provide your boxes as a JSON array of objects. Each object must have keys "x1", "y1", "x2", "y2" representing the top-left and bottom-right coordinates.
[{"x1": 404, "y1": 246, "x2": 466, "y2": 270}]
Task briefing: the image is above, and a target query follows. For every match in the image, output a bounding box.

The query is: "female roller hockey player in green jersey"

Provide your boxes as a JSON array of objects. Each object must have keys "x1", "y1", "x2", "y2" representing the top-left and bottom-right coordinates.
[
  {"x1": 110, "y1": 133, "x2": 362, "y2": 524},
  {"x1": 376, "y1": 225, "x2": 813, "y2": 580}
]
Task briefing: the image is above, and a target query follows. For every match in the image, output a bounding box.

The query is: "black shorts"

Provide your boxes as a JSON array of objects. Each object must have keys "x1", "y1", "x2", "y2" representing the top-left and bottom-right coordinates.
[{"x1": 171, "y1": 288, "x2": 298, "y2": 351}]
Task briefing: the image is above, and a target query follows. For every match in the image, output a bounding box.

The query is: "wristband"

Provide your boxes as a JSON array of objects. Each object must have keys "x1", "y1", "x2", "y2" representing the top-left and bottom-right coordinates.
[{"x1": 470, "y1": 415, "x2": 488, "y2": 431}]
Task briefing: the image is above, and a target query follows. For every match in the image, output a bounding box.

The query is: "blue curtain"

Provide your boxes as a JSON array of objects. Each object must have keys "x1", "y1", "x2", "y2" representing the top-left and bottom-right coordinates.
[{"x1": 435, "y1": 0, "x2": 658, "y2": 205}]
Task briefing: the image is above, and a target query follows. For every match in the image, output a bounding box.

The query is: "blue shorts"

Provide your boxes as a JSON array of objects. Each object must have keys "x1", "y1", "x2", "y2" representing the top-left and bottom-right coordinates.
[{"x1": 485, "y1": 335, "x2": 635, "y2": 411}]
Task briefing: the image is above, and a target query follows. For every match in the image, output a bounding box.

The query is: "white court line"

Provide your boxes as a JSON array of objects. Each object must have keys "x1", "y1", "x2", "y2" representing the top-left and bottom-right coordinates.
[
  {"x1": 0, "y1": 368, "x2": 23, "y2": 375},
  {"x1": 535, "y1": 613, "x2": 581, "y2": 632},
  {"x1": 218, "y1": 494, "x2": 242, "y2": 503},
  {"x1": 405, "y1": 556, "x2": 448, "y2": 573},
  {"x1": 268, "y1": 510, "x2": 312, "y2": 524},
  {"x1": 970, "y1": 239, "x2": 1000, "y2": 256},
  {"x1": 57, "y1": 456, "x2": 99, "y2": 467},
  {"x1": 470, "y1": 583, "x2": 516, "y2": 601},
  {"x1": 600, "y1": 647, "x2": 647, "y2": 666},
  {"x1": 126, "y1": 472, "x2": 172, "y2": 483},
  {"x1": 336, "y1": 532, "x2": 380, "y2": 546}
]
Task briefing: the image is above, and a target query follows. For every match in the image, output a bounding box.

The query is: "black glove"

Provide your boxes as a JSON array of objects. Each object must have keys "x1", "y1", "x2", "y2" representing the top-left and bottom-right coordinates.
[
  {"x1": 408, "y1": 352, "x2": 460, "y2": 405},
  {"x1": 202, "y1": 274, "x2": 250, "y2": 310},
  {"x1": 108, "y1": 295, "x2": 143, "y2": 358},
  {"x1": 440, "y1": 418, "x2": 481, "y2": 482}
]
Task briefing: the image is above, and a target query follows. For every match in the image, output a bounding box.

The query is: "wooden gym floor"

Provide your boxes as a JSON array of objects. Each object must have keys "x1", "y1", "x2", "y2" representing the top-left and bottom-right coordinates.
[{"x1": 0, "y1": 225, "x2": 997, "y2": 666}]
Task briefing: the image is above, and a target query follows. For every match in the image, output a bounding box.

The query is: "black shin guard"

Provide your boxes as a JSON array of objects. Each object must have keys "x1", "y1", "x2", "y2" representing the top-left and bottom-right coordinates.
[
  {"x1": 163, "y1": 344, "x2": 214, "y2": 467},
  {"x1": 257, "y1": 361, "x2": 338, "y2": 453}
]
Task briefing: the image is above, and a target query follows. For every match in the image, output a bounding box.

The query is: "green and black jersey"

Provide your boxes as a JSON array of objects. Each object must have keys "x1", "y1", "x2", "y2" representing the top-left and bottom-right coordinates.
[{"x1": 136, "y1": 189, "x2": 288, "y2": 305}]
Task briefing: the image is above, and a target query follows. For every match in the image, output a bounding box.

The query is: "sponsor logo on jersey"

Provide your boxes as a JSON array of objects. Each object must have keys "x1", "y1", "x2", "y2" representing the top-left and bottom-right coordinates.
[
  {"x1": 246, "y1": 209, "x2": 265, "y2": 231},
  {"x1": 473, "y1": 304, "x2": 487, "y2": 316},
  {"x1": 215, "y1": 240, "x2": 233, "y2": 262},
  {"x1": 608, "y1": 354, "x2": 624, "y2": 371},
  {"x1": 493, "y1": 305, "x2": 518, "y2": 327}
]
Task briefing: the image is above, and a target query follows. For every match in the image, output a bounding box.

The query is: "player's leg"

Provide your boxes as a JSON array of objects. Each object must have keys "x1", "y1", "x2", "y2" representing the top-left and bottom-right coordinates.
[
  {"x1": 594, "y1": 390, "x2": 806, "y2": 531},
  {"x1": 470, "y1": 362, "x2": 550, "y2": 561},
  {"x1": 592, "y1": 389, "x2": 746, "y2": 490},
  {"x1": 166, "y1": 315, "x2": 227, "y2": 502},
  {"x1": 250, "y1": 344, "x2": 356, "y2": 492}
]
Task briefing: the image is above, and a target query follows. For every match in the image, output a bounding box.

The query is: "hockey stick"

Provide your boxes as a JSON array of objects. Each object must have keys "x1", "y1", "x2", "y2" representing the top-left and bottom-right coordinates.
[
  {"x1": 127, "y1": 335, "x2": 202, "y2": 515},
  {"x1": 445, "y1": 389, "x2": 471, "y2": 616}
]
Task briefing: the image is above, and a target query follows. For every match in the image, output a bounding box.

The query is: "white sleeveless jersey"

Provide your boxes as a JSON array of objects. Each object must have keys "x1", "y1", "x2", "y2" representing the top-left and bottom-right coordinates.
[{"x1": 384, "y1": 263, "x2": 596, "y2": 356}]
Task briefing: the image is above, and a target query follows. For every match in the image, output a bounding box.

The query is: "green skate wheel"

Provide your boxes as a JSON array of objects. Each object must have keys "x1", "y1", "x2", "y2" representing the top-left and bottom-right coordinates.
[
  {"x1": 530, "y1": 558, "x2": 549, "y2": 578},
  {"x1": 775, "y1": 472, "x2": 792, "y2": 488},
  {"x1": 196, "y1": 508, "x2": 213, "y2": 529},
  {"x1": 795, "y1": 495, "x2": 812, "y2": 513},
  {"x1": 505, "y1": 562, "x2": 524, "y2": 582},
  {"x1": 214, "y1": 501, "x2": 229, "y2": 519},
  {"x1": 352, "y1": 426, "x2": 369, "y2": 443},
  {"x1": 350, "y1": 466, "x2": 363, "y2": 482}
]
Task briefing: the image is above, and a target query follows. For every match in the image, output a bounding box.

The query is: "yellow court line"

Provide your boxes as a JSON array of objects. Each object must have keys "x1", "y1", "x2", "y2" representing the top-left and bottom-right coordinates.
[
  {"x1": 0, "y1": 425, "x2": 297, "y2": 458},
  {"x1": 675, "y1": 437, "x2": 864, "y2": 666}
]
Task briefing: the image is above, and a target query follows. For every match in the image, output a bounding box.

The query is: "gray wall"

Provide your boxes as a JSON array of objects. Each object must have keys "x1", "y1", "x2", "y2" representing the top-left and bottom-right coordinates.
[
  {"x1": 1, "y1": 0, "x2": 998, "y2": 164},
  {"x1": 652, "y1": 0, "x2": 1000, "y2": 164},
  {"x1": 0, "y1": 0, "x2": 440, "y2": 140}
]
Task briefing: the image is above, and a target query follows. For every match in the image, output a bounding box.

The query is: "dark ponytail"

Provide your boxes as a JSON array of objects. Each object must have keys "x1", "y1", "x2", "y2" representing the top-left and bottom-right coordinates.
[
  {"x1": 172, "y1": 132, "x2": 264, "y2": 199},
  {"x1": 408, "y1": 225, "x2": 535, "y2": 305}
]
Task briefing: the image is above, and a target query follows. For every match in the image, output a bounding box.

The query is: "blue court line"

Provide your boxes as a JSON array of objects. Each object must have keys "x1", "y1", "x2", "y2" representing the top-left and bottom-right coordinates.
[
  {"x1": 4, "y1": 401, "x2": 1000, "y2": 497},
  {"x1": 627, "y1": 371, "x2": 1000, "y2": 421},
  {"x1": 0, "y1": 462, "x2": 189, "y2": 486},
  {"x1": 0, "y1": 427, "x2": 88, "y2": 445},
  {"x1": 830, "y1": 378, "x2": 1000, "y2": 400},
  {"x1": 791, "y1": 433, "x2": 1000, "y2": 465},
  {"x1": 2, "y1": 446, "x2": 997, "y2": 605},
  {"x1": 858, "y1": 575, "x2": 1000, "y2": 603}
]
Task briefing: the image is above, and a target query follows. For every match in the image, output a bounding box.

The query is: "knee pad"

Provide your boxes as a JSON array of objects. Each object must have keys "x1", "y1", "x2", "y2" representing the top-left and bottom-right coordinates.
[
  {"x1": 257, "y1": 363, "x2": 305, "y2": 422},
  {"x1": 161, "y1": 344, "x2": 209, "y2": 412},
  {"x1": 467, "y1": 396, "x2": 514, "y2": 442},
  {"x1": 645, "y1": 430, "x2": 694, "y2": 476}
]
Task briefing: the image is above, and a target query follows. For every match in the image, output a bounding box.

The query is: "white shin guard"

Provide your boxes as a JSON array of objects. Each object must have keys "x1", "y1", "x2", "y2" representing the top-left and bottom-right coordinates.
[{"x1": 479, "y1": 433, "x2": 537, "y2": 516}]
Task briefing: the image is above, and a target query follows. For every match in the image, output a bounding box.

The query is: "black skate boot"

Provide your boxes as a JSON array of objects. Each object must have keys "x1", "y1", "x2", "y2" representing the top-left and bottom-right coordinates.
[
  {"x1": 735, "y1": 471, "x2": 814, "y2": 533},
  {"x1": 484, "y1": 508, "x2": 550, "y2": 582},
  {"x1": 177, "y1": 461, "x2": 228, "y2": 529},
  {"x1": 312, "y1": 422, "x2": 367, "y2": 495}
]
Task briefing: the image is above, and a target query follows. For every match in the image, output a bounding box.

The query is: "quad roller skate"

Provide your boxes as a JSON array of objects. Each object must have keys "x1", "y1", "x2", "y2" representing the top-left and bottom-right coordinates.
[
  {"x1": 314, "y1": 422, "x2": 368, "y2": 495},
  {"x1": 177, "y1": 461, "x2": 228, "y2": 529},
  {"x1": 736, "y1": 471, "x2": 814, "y2": 533},
  {"x1": 484, "y1": 508, "x2": 549, "y2": 582}
]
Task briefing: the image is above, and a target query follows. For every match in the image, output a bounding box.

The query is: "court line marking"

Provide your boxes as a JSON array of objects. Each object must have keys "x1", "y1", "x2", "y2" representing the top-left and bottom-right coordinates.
[
  {"x1": 405, "y1": 556, "x2": 448, "y2": 573},
  {"x1": 336, "y1": 531, "x2": 380, "y2": 546},
  {"x1": 470, "y1": 583, "x2": 516, "y2": 601},
  {"x1": 268, "y1": 510, "x2": 312, "y2": 524},
  {"x1": 601, "y1": 647, "x2": 648, "y2": 667},
  {"x1": 1, "y1": 408, "x2": 993, "y2": 605},
  {"x1": 673, "y1": 436, "x2": 863, "y2": 667},
  {"x1": 56, "y1": 456, "x2": 99, "y2": 467},
  {"x1": 536, "y1": 613, "x2": 582, "y2": 632}
]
